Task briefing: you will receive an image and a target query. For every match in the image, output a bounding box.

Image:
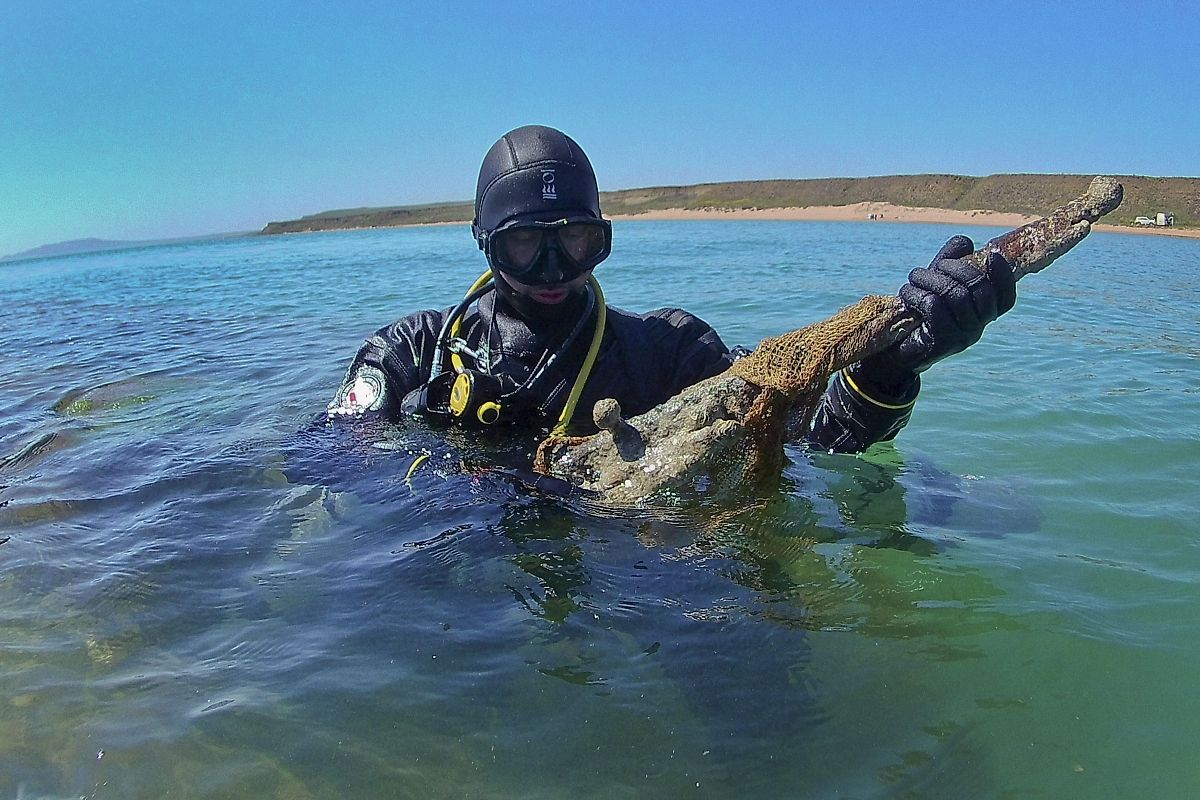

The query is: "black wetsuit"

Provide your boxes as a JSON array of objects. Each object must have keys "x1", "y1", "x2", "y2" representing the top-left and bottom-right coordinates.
[{"x1": 329, "y1": 287, "x2": 918, "y2": 454}]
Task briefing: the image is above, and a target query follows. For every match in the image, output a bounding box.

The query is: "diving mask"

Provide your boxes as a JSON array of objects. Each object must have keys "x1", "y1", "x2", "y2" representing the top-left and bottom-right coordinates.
[{"x1": 481, "y1": 217, "x2": 612, "y2": 278}]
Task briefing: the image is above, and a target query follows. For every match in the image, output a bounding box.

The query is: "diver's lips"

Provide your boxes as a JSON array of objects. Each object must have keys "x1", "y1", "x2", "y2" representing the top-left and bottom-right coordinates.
[{"x1": 531, "y1": 287, "x2": 570, "y2": 304}]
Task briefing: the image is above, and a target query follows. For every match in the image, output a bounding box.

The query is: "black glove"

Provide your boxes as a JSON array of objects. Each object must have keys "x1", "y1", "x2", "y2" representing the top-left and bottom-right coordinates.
[{"x1": 855, "y1": 235, "x2": 1017, "y2": 395}]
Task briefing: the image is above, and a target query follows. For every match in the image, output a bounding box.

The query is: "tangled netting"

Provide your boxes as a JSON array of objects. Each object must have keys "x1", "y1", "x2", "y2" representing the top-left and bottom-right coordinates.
[
  {"x1": 723, "y1": 293, "x2": 906, "y2": 476},
  {"x1": 730, "y1": 294, "x2": 904, "y2": 401}
]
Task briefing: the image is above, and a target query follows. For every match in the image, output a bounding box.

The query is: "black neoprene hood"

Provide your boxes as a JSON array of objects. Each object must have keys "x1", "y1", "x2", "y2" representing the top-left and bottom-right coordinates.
[{"x1": 472, "y1": 125, "x2": 603, "y2": 242}]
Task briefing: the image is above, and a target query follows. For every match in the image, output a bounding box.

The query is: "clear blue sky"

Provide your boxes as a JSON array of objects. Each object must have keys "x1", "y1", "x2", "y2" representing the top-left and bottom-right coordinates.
[{"x1": 2, "y1": 0, "x2": 1196, "y2": 256}]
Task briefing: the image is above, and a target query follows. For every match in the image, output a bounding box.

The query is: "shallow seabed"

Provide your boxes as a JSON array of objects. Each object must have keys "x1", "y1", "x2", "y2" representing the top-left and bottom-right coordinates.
[{"x1": 2, "y1": 221, "x2": 1198, "y2": 798}]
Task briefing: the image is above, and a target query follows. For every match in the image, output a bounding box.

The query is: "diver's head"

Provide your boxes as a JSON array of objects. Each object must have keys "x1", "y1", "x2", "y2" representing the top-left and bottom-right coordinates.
[{"x1": 472, "y1": 125, "x2": 611, "y2": 320}]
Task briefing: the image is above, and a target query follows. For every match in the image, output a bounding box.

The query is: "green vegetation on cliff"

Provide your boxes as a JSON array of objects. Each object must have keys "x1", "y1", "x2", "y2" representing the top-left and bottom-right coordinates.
[
  {"x1": 262, "y1": 200, "x2": 475, "y2": 234},
  {"x1": 260, "y1": 174, "x2": 1199, "y2": 235}
]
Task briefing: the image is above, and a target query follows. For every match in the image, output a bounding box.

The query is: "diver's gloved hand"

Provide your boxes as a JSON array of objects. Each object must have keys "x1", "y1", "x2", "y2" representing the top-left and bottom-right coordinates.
[{"x1": 854, "y1": 235, "x2": 1017, "y2": 396}]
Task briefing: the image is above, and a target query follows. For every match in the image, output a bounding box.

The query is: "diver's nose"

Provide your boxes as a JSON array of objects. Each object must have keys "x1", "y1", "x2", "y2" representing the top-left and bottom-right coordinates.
[{"x1": 539, "y1": 246, "x2": 565, "y2": 284}]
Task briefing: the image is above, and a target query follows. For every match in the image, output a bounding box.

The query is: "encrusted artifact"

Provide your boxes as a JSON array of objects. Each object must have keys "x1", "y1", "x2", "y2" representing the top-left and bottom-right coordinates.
[{"x1": 534, "y1": 177, "x2": 1124, "y2": 505}]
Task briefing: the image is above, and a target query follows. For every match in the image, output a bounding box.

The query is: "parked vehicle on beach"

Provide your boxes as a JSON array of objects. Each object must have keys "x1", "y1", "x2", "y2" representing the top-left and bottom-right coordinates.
[{"x1": 1134, "y1": 213, "x2": 1175, "y2": 227}]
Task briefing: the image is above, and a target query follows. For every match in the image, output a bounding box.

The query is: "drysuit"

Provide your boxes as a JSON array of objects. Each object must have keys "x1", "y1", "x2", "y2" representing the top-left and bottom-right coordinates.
[{"x1": 328, "y1": 287, "x2": 918, "y2": 454}]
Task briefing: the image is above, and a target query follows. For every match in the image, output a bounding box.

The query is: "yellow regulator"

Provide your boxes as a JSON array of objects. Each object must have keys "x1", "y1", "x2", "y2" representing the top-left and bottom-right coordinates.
[{"x1": 449, "y1": 371, "x2": 503, "y2": 426}]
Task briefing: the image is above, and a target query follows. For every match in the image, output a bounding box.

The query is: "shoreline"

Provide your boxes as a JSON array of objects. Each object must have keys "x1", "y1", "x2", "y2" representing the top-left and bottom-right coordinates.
[
  {"x1": 259, "y1": 203, "x2": 1199, "y2": 241},
  {"x1": 609, "y1": 202, "x2": 1200, "y2": 239}
]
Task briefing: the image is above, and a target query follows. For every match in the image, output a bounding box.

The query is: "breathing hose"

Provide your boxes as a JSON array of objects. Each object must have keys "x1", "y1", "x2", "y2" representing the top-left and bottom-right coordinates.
[{"x1": 433, "y1": 271, "x2": 606, "y2": 435}]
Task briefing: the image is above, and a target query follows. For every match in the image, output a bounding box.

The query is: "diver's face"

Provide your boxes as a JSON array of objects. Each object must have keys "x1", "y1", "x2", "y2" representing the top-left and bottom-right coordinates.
[
  {"x1": 491, "y1": 264, "x2": 593, "y2": 324},
  {"x1": 494, "y1": 267, "x2": 593, "y2": 306},
  {"x1": 486, "y1": 215, "x2": 603, "y2": 322}
]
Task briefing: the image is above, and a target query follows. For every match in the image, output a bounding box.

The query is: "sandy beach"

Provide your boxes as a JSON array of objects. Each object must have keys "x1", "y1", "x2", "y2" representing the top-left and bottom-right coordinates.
[{"x1": 612, "y1": 202, "x2": 1200, "y2": 240}]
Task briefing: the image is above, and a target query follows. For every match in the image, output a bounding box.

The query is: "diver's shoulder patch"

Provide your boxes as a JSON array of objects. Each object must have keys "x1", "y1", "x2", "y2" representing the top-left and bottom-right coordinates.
[{"x1": 327, "y1": 365, "x2": 388, "y2": 417}]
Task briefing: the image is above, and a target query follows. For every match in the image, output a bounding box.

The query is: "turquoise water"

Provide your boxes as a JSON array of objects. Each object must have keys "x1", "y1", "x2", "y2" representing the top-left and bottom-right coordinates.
[{"x1": 2, "y1": 221, "x2": 1198, "y2": 798}]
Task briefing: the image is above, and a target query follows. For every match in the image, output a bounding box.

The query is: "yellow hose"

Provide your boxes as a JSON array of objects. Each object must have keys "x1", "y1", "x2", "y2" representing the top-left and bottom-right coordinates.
[
  {"x1": 449, "y1": 271, "x2": 496, "y2": 374},
  {"x1": 551, "y1": 275, "x2": 606, "y2": 437}
]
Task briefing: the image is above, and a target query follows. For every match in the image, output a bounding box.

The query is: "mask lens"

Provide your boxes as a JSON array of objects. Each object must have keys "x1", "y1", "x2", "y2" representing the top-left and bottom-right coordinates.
[
  {"x1": 493, "y1": 227, "x2": 546, "y2": 273},
  {"x1": 557, "y1": 222, "x2": 608, "y2": 266}
]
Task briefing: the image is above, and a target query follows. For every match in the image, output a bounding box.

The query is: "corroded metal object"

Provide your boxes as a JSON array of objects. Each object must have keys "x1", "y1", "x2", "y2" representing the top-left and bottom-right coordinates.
[{"x1": 535, "y1": 177, "x2": 1124, "y2": 505}]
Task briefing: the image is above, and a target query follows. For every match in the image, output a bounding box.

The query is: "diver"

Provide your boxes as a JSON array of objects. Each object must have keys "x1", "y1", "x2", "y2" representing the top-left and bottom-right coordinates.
[{"x1": 327, "y1": 125, "x2": 1015, "y2": 454}]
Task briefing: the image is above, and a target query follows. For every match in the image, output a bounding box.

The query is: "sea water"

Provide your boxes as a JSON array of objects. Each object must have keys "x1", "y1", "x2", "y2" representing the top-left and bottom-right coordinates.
[{"x1": 1, "y1": 221, "x2": 1198, "y2": 798}]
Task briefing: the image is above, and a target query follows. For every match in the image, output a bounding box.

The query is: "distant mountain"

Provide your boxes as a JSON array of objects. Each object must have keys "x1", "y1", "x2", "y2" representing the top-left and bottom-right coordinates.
[{"x1": 2, "y1": 232, "x2": 252, "y2": 264}]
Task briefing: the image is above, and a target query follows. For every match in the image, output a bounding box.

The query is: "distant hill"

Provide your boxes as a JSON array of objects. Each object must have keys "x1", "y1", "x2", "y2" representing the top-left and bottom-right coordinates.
[
  {"x1": 3, "y1": 232, "x2": 252, "y2": 264},
  {"x1": 260, "y1": 174, "x2": 1199, "y2": 235},
  {"x1": 3, "y1": 238, "x2": 141, "y2": 262}
]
